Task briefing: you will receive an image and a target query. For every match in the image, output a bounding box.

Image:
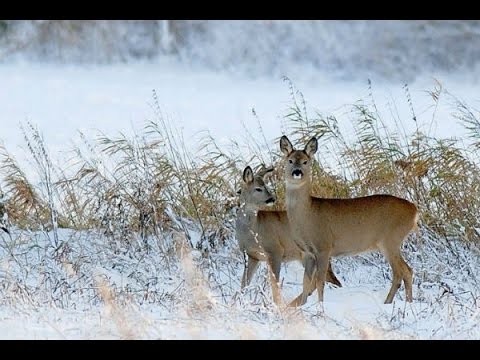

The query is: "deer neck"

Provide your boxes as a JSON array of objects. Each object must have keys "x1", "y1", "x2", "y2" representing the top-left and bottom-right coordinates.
[
  {"x1": 285, "y1": 180, "x2": 312, "y2": 218},
  {"x1": 236, "y1": 202, "x2": 259, "y2": 229}
]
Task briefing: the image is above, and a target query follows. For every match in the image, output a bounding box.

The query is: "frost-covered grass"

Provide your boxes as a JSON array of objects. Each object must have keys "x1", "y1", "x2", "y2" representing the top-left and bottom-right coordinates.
[
  {"x1": 0, "y1": 226, "x2": 478, "y2": 339},
  {"x1": 3, "y1": 20, "x2": 480, "y2": 82}
]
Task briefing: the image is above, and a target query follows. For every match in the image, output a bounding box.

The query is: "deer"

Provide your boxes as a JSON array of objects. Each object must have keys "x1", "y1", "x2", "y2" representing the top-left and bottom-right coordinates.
[
  {"x1": 236, "y1": 165, "x2": 342, "y2": 305},
  {"x1": 279, "y1": 135, "x2": 418, "y2": 306}
]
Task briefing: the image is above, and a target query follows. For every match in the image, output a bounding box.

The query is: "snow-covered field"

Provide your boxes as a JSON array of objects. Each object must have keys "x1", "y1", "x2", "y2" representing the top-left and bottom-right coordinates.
[
  {"x1": 1, "y1": 56, "x2": 480, "y2": 338},
  {"x1": 2, "y1": 60, "x2": 480, "y2": 174},
  {"x1": 0, "y1": 226, "x2": 478, "y2": 339}
]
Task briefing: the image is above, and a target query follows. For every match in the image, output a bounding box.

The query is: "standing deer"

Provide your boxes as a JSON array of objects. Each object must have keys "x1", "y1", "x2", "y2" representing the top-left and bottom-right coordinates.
[
  {"x1": 279, "y1": 136, "x2": 418, "y2": 306},
  {"x1": 236, "y1": 165, "x2": 341, "y2": 305}
]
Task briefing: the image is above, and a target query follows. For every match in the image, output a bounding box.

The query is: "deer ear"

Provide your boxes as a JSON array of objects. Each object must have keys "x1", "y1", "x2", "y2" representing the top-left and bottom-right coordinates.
[
  {"x1": 304, "y1": 137, "x2": 318, "y2": 156},
  {"x1": 280, "y1": 135, "x2": 294, "y2": 155},
  {"x1": 242, "y1": 166, "x2": 254, "y2": 184},
  {"x1": 257, "y1": 164, "x2": 274, "y2": 179}
]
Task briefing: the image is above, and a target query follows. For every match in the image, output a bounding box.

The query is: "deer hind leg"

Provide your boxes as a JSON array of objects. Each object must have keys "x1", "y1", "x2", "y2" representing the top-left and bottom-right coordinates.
[
  {"x1": 326, "y1": 260, "x2": 342, "y2": 287},
  {"x1": 383, "y1": 249, "x2": 412, "y2": 304},
  {"x1": 267, "y1": 255, "x2": 283, "y2": 305},
  {"x1": 289, "y1": 252, "x2": 316, "y2": 307},
  {"x1": 402, "y1": 258, "x2": 413, "y2": 302},
  {"x1": 241, "y1": 255, "x2": 259, "y2": 289}
]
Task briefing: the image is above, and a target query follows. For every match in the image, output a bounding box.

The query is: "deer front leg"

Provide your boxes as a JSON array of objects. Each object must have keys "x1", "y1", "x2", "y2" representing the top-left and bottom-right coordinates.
[
  {"x1": 267, "y1": 254, "x2": 283, "y2": 305},
  {"x1": 241, "y1": 255, "x2": 259, "y2": 288},
  {"x1": 289, "y1": 252, "x2": 317, "y2": 307},
  {"x1": 315, "y1": 250, "x2": 331, "y2": 303}
]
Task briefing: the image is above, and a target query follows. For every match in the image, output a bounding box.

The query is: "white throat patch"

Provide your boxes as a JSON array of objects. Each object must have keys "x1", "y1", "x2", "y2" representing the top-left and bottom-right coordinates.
[{"x1": 286, "y1": 181, "x2": 307, "y2": 190}]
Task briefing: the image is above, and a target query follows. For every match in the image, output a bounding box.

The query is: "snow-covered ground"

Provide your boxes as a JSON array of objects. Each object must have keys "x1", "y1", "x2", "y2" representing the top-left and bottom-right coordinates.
[
  {"x1": 3, "y1": 286, "x2": 477, "y2": 340},
  {"x1": 0, "y1": 226, "x2": 478, "y2": 339}
]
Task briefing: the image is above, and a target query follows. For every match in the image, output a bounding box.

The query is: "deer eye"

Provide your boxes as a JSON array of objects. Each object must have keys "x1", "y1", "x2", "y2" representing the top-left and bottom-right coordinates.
[
  {"x1": 288, "y1": 159, "x2": 293, "y2": 164},
  {"x1": 303, "y1": 160, "x2": 308, "y2": 165},
  {"x1": 255, "y1": 188, "x2": 262, "y2": 192}
]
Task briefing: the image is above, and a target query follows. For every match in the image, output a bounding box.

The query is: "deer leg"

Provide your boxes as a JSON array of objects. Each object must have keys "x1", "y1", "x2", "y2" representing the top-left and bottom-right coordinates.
[
  {"x1": 326, "y1": 260, "x2": 342, "y2": 287},
  {"x1": 402, "y1": 257, "x2": 413, "y2": 302},
  {"x1": 289, "y1": 252, "x2": 316, "y2": 307},
  {"x1": 267, "y1": 255, "x2": 283, "y2": 305},
  {"x1": 315, "y1": 250, "x2": 331, "y2": 303},
  {"x1": 241, "y1": 255, "x2": 259, "y2": 289},
  {"x1": 384, "y1": 251, "x2": 404, "y2": 304}
]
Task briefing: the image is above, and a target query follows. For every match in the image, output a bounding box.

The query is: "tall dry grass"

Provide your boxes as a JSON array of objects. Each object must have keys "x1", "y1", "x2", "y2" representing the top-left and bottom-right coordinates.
[{"x1": 1, "y1": 82, "x2": 480, "y2": 250}]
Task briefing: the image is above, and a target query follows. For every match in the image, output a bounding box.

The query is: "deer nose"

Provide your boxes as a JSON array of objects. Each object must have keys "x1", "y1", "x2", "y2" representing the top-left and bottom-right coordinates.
[
  {"x1": 292, "y1": 169, "x2": 303, "y2": 179},
  {"x1": 266, "y1": 197, "x2": 275, "y2": 205}
]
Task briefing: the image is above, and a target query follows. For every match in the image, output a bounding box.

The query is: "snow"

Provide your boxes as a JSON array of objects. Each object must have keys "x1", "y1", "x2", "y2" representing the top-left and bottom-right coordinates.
[{"x1": 0, "y1": 225, "x2": 478, "y2": 339}]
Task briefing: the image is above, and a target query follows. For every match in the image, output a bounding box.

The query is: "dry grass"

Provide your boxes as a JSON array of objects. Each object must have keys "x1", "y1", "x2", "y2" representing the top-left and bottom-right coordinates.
[
  {"x1": 96, "y1": 277, "x2": 137, "y2": 339},
  {"x1": 1, "y1": 81, "x2": 480, "y2": 248},
  {"x1": 174, "y1": 231, "x2": 215, "y2": 315}
]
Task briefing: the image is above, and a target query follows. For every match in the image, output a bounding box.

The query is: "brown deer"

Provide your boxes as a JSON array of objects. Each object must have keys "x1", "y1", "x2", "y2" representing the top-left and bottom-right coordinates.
[
  {"x1": 236, "y1": 165, "x2": 341, "y2": 305},
  {"x1": 279, "y1": 136, "x2": 418, "y2": 306}
]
